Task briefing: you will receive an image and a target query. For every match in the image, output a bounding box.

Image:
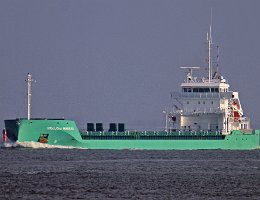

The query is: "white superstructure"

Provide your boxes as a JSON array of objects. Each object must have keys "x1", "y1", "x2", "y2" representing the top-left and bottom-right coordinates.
[{"x1": 168, "y1": 27, "x2": 250, "y2": 134}]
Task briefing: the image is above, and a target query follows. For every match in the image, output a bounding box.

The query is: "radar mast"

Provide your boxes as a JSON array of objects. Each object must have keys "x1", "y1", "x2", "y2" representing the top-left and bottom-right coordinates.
[{"x1": 207, "y1": 10, "x2": 213, "y2": 82}]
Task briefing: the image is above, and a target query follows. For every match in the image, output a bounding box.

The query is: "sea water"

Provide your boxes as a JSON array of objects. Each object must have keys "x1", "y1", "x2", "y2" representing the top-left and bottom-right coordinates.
[{"x1": 0, "y1": 142, "x2": 259, "y2": 200}]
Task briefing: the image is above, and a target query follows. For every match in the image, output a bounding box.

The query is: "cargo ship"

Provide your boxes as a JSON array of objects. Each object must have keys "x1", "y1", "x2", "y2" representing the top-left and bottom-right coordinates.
[{"x1": 4, "y1": 26, "x2": 260, "y2": 150}]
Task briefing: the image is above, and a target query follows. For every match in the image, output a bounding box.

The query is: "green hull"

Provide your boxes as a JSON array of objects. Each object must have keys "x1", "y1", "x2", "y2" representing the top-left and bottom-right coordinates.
[{"x1": 4, "y1": 119, "x2": 260, "y2": 150}]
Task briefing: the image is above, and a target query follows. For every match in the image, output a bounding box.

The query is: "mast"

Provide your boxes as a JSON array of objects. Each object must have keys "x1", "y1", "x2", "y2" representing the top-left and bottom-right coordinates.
[
  {"x1": 26, "y1": 73, "x2": 34, "y2": 120},
  {"x1": 207, "y1": 10, "x2": 213, "y2": 82},
  {"x1": 207, "y1": 25, "x2": 213, "y2": 82}
]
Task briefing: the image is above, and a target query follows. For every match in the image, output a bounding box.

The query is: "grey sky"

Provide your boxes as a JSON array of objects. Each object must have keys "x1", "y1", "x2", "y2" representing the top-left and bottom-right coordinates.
[{"x1": 0, "y1": 0, "x2": 259, "y2": 130}]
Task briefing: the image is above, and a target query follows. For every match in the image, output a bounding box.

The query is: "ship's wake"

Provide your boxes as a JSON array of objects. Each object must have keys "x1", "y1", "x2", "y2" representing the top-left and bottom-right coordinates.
[
  {"x1": 1, "y1": 141, "x2": 76, "y2": 149},
  {"x1": 0, "y1": 142, "x2": 18, "y2": 148}
]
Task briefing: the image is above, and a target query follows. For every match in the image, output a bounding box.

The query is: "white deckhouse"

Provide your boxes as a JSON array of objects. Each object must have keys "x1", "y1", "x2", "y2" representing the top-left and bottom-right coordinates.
[{"x1": 169, "y1": 27, "x2": 250, "y2": 134}]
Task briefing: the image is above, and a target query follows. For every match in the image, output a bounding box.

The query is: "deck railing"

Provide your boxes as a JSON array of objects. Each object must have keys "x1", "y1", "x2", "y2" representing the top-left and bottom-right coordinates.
[{"x1": 171, "y1": 91, "x2": 232, "y2": 99}]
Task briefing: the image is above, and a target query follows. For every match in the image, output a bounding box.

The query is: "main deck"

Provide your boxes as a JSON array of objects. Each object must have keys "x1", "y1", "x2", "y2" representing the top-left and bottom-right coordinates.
[{"x1": 80, "y1": 131, "x2": 226, "y2": 140}]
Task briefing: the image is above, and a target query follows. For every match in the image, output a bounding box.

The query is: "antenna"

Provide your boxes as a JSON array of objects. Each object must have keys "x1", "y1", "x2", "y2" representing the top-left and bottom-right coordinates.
[
  {"x1": 210, "y1": 8, "x2": 213, "y2": 31},
  {"x1": 25, "y1": 73, "x2": 36, "y2": 120}
]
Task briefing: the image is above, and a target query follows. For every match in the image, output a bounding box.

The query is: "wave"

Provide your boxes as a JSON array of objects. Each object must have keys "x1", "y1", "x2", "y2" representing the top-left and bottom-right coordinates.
[
  {"x1": 0, "y1": 142, "x2": 18, "y2": 148},
  {"x1": 1, "y1": 141, "x2": 76, "y2": 149}
]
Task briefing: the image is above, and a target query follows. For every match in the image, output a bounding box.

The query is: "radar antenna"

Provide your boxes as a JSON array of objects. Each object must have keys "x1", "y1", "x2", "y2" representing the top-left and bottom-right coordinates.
[{"x1": 180, "y1": 67, "x2": 200, "y2": 82}]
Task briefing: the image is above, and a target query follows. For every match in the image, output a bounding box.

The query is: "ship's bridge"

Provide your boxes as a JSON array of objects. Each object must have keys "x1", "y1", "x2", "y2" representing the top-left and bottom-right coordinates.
[
  {"x1": 174, "y1": 76, "x2": 231, "y2": 100},
  {"x1": 181, "y1": 76, "x2": 229, "y2": 93}
]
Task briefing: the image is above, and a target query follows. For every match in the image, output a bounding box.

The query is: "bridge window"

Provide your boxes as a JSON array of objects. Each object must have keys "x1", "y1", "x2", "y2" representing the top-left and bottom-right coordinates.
[
  {"x1": 193, "y1": 88, "x2": 199, "y2": 92},
  {"x1": 184, "y1": 87, "x2": 219, "y2": 93},
  {"x1": 199, "y1": 88, "x2": 205, "y2": 92},
  {"x1": 211, "y1": 88, "x2": 220, "y2": 92},
  {"x1": 183, "y1": 88, "x2": 192, "y2": 92}
]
